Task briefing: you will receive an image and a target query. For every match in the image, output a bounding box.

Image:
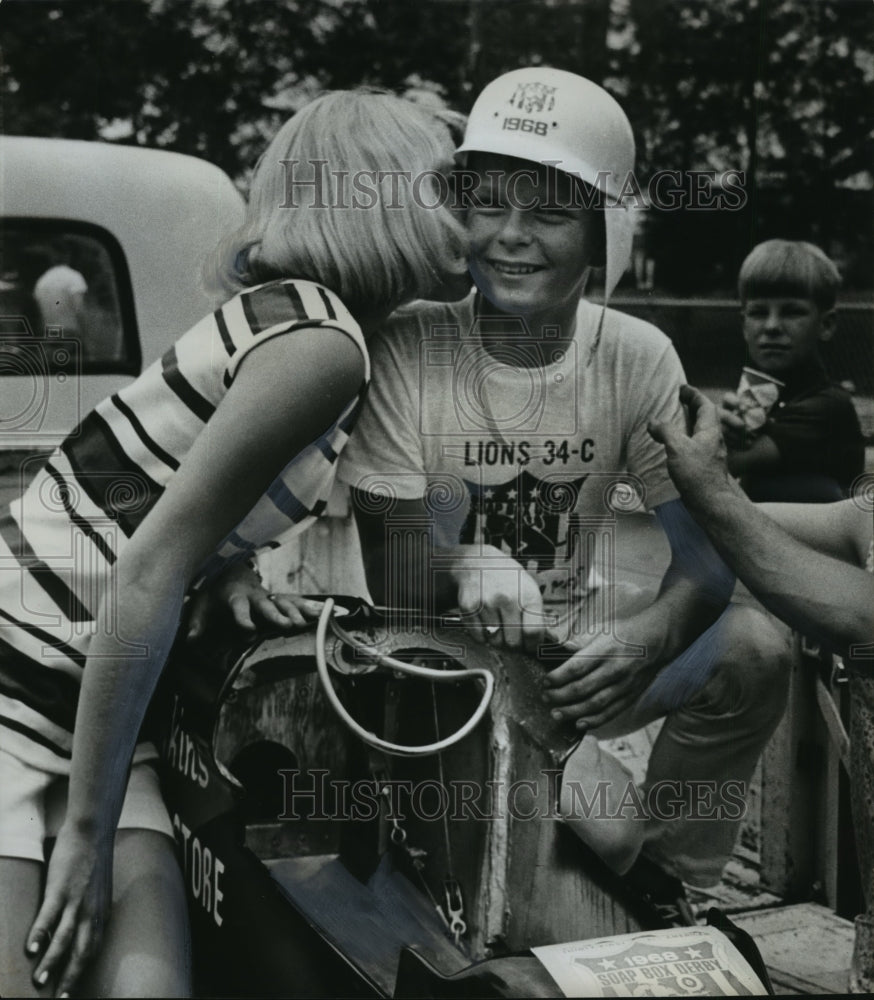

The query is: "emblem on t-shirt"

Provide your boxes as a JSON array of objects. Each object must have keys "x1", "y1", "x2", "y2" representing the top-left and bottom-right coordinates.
[{"x1": 461, "y1": 470, "x2": 588, "y2": 571}]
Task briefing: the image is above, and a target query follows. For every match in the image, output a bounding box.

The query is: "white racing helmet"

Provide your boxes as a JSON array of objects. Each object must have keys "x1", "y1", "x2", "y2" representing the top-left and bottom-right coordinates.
[{"x1": 457, "y1": 66, "x2": 636, "y2": 302}]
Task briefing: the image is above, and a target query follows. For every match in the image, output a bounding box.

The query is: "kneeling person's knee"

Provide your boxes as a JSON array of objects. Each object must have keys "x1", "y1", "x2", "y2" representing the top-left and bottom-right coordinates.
[{"x1": 703, "y1": 605, "x2": 793, "y2": 719}]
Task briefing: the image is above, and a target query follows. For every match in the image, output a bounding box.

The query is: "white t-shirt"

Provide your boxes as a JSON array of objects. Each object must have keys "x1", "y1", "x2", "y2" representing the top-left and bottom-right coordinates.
[{"x1": 339, "y1": 293, "x2": 686, "y2": 636}]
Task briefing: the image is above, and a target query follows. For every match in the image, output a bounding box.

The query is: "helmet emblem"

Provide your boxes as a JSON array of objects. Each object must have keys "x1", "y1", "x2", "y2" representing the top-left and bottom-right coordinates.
[{"x1": 509, "y1": 82, "x2": 557, "y2": 114}]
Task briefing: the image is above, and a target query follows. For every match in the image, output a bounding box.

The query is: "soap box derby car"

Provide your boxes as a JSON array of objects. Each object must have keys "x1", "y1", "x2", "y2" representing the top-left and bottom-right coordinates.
[
  {"x1": 2, "y1": 136, "x2": 772, "y2": 998},
  {"x1": 159, "y1": 596, "x2": 776, "y2": 998}
]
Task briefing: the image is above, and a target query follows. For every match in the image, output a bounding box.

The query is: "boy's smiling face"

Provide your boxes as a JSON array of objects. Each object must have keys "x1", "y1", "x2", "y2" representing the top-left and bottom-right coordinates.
[
  {"x1": 742, "y1": 297, "x2": 835, "y2": 375},
  {"x1": 465, "y1": 154, "x2": 601, "y2": 320}
]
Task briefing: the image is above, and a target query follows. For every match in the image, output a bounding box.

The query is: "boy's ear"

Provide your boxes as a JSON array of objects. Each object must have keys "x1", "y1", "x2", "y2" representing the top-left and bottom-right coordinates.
[{"x1": 818, "y1": 308, "x2": 836, "y2": 342}]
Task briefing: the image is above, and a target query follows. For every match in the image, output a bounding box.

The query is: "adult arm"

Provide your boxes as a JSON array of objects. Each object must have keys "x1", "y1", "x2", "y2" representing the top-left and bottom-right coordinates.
[
  {"x1": 758, "y1": 499, "x2": 869, "y2": 566},
  {"x1": 28, "y1": 328, "x2": 365, "y2": 995},
  {"x1": 650, "y1": 385, "x2": 874, "y2": 655}
]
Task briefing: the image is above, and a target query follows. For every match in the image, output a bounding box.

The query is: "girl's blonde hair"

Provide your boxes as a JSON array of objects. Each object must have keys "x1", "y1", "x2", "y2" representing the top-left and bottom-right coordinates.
[{"x1": 207, "y1": 90, "x2": 468, "y2": 316}]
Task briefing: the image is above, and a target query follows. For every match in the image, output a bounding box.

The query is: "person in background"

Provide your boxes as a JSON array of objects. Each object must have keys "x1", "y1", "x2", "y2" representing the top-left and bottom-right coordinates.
[
  {"x1": 651, "y1": 383, "x2": 873, "y2": 993},
  {"x1": 0, "y1": 90, "x2": 467, "y2": 999},
  {"x1": 33, "y1": 260, "x2": 88, "y2": 340},
  {"x1": 720, "y1": 239, "x2": 864, "y2": 502}
]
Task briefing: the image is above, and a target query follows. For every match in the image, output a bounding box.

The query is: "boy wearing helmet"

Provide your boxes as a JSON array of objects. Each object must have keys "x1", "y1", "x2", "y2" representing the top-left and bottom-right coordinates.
[{"x1": 342, "y1": 69, "x2": 792, "y2": 902}]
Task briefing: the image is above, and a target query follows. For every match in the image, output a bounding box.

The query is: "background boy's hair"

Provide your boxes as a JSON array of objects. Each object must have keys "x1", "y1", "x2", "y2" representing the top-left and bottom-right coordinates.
[{"x1": 738, "y1": 239, "x2": 841, "y2": 312}]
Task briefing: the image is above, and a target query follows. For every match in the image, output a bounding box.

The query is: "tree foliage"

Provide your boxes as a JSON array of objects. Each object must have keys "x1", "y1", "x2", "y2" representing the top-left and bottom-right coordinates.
[{"x1": 2, "y1": 0, "x2": 871, "y2": 291}]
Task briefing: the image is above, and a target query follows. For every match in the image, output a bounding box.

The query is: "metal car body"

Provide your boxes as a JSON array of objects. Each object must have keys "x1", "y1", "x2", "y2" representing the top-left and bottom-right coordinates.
[
  {"x1": 0, "y1": 135, "x2": 245, "y2": 457},
  {"x1": 157, "y1": 601, "x2": 640, "y2": 996},
  {"x1": 156, "y1": 600, "x2": 774, "y2": 998}
]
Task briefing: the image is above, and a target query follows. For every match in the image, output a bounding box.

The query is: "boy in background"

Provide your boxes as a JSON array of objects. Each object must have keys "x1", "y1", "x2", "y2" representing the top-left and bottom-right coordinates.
[{"x1": 720, "y1": 239, "x2": 864, "y2": 501}]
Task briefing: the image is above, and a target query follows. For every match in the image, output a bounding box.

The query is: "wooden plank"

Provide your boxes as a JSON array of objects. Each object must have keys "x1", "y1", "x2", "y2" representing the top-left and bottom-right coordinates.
[
  {"x1": 500, "y1": 720, "x2": 645, "y2": 951},
  {"x1": 383, "y1": 643, "x2": 649, "y2": 955},
  {"x1": 760, "y1": 642, "x2": 818, "y2": 899},
  {"x1": 813, "y1": 673, "x2": 846, "y2": 911},
  {"x1": 814, "y1": 674, "x2": 851, "y2": 773},
  {"x1": 731, "y1": 903, "x2": 854, "y2": 996}
]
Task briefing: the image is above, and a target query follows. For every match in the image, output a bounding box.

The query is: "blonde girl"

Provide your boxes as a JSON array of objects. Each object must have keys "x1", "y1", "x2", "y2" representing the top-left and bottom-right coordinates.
[{"x1": 0, "y1": 90, "x2": 466, "y2": 998}]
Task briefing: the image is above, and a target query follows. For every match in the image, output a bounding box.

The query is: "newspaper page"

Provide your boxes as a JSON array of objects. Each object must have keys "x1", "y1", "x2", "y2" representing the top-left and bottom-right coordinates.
[{"x1": 532, "y1": 925, "x2": 768, "y2": 997}]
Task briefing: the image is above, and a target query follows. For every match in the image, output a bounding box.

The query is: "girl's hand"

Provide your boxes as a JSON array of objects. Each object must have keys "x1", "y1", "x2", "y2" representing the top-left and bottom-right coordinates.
[
  {"x1": 187, "y1": 560, "x2": 325, "y2": 637},
  {"x1": 27, "y1": 824, "x2": 113, "y2": 998}
]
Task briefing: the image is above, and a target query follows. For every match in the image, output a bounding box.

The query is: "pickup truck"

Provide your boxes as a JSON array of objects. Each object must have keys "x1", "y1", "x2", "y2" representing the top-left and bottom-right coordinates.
[{"x1": 0, "y1": 135, "x2": 245, "y2": 500}]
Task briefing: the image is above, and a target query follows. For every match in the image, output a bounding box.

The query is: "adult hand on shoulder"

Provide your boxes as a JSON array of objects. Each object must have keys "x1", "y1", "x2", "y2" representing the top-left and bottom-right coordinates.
[
  {"x1": 27, "y1": 823, "x2": 113, "y2": 998},
  {"x1": 450, "y1": 544, "x2": 549, "y2": 653},
  {"x1": 648, "y1": 385, "x2": 736, "y2": 504},
  {"x1": 186, "y1": 559, "x2": 325, "y2": 638}
]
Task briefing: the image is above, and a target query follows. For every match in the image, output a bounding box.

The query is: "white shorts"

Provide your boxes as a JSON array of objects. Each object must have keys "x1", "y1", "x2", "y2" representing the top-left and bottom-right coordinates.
[{"x1": 0, "y1": 745, "x2": 175, "y2": 862}]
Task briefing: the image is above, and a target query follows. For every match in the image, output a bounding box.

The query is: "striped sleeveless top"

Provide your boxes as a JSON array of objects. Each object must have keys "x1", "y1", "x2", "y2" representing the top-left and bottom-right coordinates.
[{"x1": 0, "y1": 278, "x2": 369, "y2": 772}]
